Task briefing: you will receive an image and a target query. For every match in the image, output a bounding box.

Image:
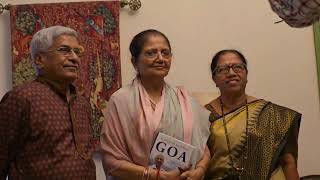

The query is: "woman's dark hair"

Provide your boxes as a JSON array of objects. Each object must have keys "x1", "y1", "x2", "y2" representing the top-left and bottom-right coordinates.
[
  {"x1": 129, "y1": 29, "x2": 171, "y2": 65},
  {"x1": 210, "y1": 49, "x2": 248, "y2": 77}
]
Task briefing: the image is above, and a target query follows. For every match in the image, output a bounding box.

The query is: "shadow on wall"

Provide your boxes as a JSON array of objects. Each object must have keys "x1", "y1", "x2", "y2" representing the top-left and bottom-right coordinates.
[{"x1": 192, "y1": 92, "x2": 219, "y2": 106}]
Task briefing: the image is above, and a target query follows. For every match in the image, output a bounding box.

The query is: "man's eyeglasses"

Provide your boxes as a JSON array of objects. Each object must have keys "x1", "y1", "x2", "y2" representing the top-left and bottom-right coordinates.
[
  {"x1": 47, "y1": 45, "x2": 84, "y2": 57},
  {"x1": 213, "y1": 63, "x2": 247, "y2": 75},
  {"x1": 143, "y1": 49, "x2": 172, "y2": 59}
]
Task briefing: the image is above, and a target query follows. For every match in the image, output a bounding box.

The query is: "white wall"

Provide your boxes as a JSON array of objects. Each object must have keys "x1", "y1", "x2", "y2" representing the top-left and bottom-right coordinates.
[{"x1": 1, "y1": 0, "x2": 319, "y2": 178}]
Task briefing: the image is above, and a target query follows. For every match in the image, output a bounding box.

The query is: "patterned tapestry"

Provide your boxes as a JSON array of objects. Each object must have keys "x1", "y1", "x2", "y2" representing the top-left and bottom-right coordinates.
[{"x1": 9, "y1": 1, "x2": 121, "y2": 144}]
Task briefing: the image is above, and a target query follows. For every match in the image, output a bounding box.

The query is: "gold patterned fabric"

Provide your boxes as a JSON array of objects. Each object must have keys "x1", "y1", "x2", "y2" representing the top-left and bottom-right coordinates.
[{"x1": 204, "y1": 100, "x2": 301, "y2": 180}]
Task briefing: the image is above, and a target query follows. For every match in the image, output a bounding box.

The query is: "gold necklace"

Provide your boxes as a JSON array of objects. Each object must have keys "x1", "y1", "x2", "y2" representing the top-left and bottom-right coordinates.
[
  {"x1": 219, "y1": 97, "x2": 249, "y2": 177},
  {"x1": 149, "y1": 98, "x2": 156, "y2": 111}
]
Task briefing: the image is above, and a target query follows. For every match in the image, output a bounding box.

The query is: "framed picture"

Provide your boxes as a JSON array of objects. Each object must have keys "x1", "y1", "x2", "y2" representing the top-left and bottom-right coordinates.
[{"x1": 313, "y1": 22, "x2": 320, "y2": 97}]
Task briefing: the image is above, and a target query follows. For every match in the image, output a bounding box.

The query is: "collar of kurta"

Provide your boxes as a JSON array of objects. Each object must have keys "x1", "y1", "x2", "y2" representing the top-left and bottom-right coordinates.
[{"x1": 35, "y1": 77, "x2": 78, "y2": 102}]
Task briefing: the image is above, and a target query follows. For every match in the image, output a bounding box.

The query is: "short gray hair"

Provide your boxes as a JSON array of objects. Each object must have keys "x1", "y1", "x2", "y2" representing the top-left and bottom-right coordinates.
[
  {"x1": 29, "y1": 26, "x2": 78, "y2": 75},
  {"x1": 30, "y1": 25, "x2": 78, "y2": 60}
]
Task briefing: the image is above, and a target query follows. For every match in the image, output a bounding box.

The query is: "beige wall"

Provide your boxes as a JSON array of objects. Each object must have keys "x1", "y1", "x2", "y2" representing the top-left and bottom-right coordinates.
[{"x1": 1, "y1": 0, "x2": 319, "y2": 178}]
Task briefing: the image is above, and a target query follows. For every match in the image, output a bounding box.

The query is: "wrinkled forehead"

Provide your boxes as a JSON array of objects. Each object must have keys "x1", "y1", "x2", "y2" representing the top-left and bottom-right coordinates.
[{"x1": 51, "y1": 34, "x2": 80, "y2": 47}]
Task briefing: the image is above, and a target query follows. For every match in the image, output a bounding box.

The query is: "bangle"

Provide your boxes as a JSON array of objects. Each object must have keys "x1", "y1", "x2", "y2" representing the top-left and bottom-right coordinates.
[
  {"x1": 142, "y1": 167, "x2": 148, "y2": 180},
  {"x1": 146, "y1": 167, "x2": 150, "y2": 180}
]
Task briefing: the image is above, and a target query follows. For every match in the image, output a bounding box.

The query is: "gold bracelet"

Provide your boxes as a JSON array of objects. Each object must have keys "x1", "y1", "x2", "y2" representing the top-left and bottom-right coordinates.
[
  {"x1": 141, "y1": 167, "x2": 148, "y2": 180},
  {"x1": 146, "y1": 167, "x2": 150, "y2": 180}
]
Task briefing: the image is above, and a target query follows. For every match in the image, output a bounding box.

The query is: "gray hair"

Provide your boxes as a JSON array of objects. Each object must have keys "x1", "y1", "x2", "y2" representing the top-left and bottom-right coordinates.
[
  {"x1": 29, "y1": 26, "x2": 78, "y2": 75},
  {"x1": 30, "y1": 26, "x2": 78, "y2": 60}
]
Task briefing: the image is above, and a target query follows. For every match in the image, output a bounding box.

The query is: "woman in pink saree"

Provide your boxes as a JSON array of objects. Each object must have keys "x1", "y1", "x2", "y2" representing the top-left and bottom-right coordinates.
[{"x1": 100, "y1": 29, "x2": 211, "y2": 180}]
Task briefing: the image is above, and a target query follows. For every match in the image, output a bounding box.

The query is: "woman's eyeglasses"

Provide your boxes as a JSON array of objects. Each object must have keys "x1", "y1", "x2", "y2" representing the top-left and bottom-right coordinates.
[
  {"x1": 213, "y1": 63, "x2": 247, "y2": 75},
  {"x1": 143, "y1": 49, "x2": 172, "y2": 59}
]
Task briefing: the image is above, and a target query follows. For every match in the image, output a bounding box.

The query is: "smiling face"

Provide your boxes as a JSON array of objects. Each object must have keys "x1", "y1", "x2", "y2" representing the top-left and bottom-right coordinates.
[
  {"x1": 212, "y1": 52, "x2": 248, "y2": 94},
  {"x1": 133, "y1": 34, "x2": 172, "y2": 80},
  {"x1": 35, "y1": 34, "x2": 82, "y2": 84}
]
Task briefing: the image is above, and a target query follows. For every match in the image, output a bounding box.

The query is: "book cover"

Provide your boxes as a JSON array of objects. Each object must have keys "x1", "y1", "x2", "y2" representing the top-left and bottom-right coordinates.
[{"x1": 148, "y1": 132, "x2": 196, "y2": 171}]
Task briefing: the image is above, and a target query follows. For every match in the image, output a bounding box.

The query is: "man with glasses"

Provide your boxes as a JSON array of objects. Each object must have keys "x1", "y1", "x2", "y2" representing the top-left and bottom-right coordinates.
[{"x1": 0, "y1": 26, "x2": 96, "y2": 180}]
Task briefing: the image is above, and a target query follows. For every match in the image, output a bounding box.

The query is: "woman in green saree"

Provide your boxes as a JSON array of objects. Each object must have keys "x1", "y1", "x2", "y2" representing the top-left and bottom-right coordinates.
[{"x1": 204, "y1": 49, "x2": 301, "y2": 180}]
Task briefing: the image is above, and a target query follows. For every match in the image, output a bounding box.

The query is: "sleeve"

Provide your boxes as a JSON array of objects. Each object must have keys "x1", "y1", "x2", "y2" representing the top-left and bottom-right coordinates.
[
  {"x1": 269, "y1": 0, "x2": 320, "y2": 27},
  {"x1": 0, "y1": 91, "x2": 29, "y2": 179},
  {"x1": 280, "y1": 113, "x2": 301, "y2": 161}
]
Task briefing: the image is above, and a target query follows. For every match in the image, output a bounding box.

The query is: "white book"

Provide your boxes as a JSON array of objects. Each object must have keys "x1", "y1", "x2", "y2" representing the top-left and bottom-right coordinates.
[{"x1": 148, "y1": 132, "x2": 196, "y2": 171}]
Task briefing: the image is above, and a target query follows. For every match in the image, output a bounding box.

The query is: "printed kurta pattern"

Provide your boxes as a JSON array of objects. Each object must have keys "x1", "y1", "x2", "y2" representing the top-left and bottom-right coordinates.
[{"x1": 0, "y1": 80, "x2": 96, "y2": 180}]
